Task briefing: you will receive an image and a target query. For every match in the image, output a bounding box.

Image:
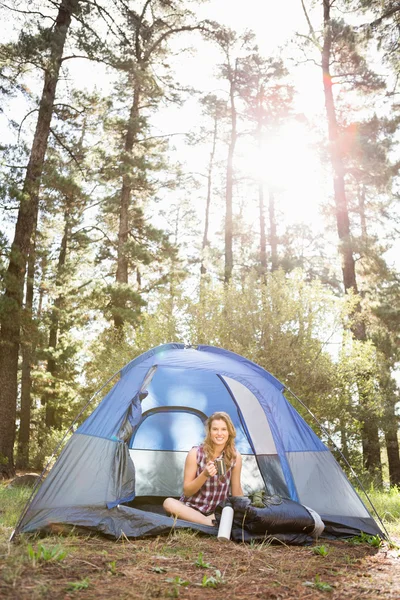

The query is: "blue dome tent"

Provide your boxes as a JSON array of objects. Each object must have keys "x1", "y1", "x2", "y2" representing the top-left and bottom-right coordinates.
[{"x1": 14, "y1": 344, "x2": 384, "y2": 541}]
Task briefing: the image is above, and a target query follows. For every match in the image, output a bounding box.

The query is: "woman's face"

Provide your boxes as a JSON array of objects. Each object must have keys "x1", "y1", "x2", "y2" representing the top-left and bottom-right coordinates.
[{"x1": 209, "y1": 419, "x2": 229, "y2": 447}]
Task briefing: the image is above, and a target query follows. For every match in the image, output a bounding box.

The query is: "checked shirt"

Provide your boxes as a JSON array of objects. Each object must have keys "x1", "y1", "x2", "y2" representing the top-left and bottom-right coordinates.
[{"x1": 179, "y1": 445, "x2": 236, "y2": 515}]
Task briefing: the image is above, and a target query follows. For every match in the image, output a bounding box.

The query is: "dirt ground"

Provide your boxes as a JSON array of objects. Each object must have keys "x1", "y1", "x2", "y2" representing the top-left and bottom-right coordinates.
[{"x1": 1, "y1": 529, "x2": 399, "y2": 600}]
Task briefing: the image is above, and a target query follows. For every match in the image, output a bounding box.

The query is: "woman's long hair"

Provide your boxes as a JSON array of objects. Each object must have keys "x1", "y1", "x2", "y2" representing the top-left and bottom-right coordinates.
[{"x1": 203, "y1": 411, "x2": 237, "y2": 468}]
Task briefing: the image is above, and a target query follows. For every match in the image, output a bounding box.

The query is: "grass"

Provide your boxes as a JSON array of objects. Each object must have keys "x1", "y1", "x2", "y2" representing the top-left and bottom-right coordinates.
[
  {"x1": 357, "y1": 485, "x2": 400, "y2": 539},
  {"x1": 0, "y1": 484, "x2": 32, "y2": 529},
  {"x1": 0, "y1": 483, "x2": 399, "y2": 599}
]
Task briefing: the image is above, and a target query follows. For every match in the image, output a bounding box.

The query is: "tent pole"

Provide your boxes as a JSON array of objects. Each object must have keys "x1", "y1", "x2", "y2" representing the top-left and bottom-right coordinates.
[
  {"x1": 10, "y1": 367, "x2": 123, "y2": 542},
  {"x1": 284, "y1": 386, "x2": 389, "y2": 539}
]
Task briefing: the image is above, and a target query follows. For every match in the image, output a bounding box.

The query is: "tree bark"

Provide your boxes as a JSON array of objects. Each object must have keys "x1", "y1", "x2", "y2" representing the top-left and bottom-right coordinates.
[
  {"x1": 16, "y1": 216, "x2": 38, "y2": 470},
  {"x1": 0, "y1": 0, "x2": 79, "y2": 478},
  {"x1": 114, "y1": 76, "x2": 141, "y2": 329},
  {"x1": 321, "y1": 0, "x2": 381, "y2": 477},
  {"x1": 385, "y1": 420, "x2": 400, "y2": 486},
  {"x1": 44, "y1": 214, "x2": 70, "y2": 429}
]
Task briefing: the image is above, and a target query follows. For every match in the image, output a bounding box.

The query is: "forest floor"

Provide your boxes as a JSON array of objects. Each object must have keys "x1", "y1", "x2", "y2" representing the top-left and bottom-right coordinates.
[
  {"x1": 1, "y1": 528, "x2": 400, "y2": 600},
  {"x1": 1, "y1": 482, "x2": 400, "y2": 599}
]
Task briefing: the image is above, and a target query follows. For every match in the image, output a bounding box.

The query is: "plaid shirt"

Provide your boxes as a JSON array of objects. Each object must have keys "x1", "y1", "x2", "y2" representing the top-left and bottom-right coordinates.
[{"x1": 180, "y1": 445, "x2": 235, "y2": 515}]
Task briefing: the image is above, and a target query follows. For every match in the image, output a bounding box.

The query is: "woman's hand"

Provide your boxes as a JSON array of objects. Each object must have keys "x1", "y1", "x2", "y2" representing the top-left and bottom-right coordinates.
[
  {"x1": 203, "y1": 460, "x2": 217, "y2": 478},
  {"x1": 183, "y1": 449, "x2": 214, "y2": 497}
]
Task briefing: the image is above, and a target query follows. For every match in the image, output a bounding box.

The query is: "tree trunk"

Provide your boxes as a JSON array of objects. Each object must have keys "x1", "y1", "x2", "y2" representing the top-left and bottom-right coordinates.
[
  {"x1": 340, "y1": 421, "x2": 350, "y2": 465},
  {"x1": 44, "y1": 214, "x2": 70, "y2": 429},
  {"x1": 321, "y1": 0, "x2": 381, "y2": 478},
  {"x1": 224, "y1": 60, "x2": 238, "y2": 284},
  {"x1": 385, "y1": 423, "x2": 400, "y2": 486},
  {"x1": 358, "y1": 184, "x2": 368, "y2": 239},
  {"x1": 0, "y1": 0, "x2": 79, "y2": 478},
  {"x1": 16, "y1": 219, "x2": 38, "y2": 469},
  {"x1": 268, "y1": 189, "x2": 278, "y2": 272},
  {"x1": 114, "y1": 81, "x2": 141, "y2": 329},
  {"x1": 381, "y1": 373, "x2": 400, "y2": 486},
  {"x1": 201, "y1": 112, "x2": 218, "y2": 276}
]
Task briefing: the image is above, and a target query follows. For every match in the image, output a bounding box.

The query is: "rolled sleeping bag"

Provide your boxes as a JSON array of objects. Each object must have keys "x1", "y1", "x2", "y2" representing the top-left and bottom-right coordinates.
[{"x1": 227, "y1": 496, "x2": 324, "y2": 536}]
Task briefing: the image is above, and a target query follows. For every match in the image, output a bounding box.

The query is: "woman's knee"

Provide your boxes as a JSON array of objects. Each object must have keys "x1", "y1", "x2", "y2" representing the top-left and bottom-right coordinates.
[{"x1": 163, "y1": 497, "x2": 174, "y2": 513}]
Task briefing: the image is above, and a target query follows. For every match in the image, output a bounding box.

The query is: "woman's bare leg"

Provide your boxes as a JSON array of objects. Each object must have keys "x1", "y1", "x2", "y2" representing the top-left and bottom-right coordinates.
[{"x1": 163, "y1": 498, "x2": 215, "y2": 526}]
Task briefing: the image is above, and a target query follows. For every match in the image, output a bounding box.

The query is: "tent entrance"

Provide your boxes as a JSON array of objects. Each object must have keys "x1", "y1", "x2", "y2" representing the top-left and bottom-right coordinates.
[{"x1": 128, "y1": 366, "x2": 266, "y2": 497}]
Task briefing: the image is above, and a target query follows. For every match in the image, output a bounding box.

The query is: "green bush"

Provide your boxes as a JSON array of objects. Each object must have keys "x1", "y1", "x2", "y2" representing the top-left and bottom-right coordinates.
[{"x1": 0, "y1": 485, "x2": 32, "y2": 528}]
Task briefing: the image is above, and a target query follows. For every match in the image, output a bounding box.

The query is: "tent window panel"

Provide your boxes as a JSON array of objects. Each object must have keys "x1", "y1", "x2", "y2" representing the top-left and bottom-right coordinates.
[
  {"x1": 131, "y1": 450, "x2": 265, "y2": 498},
  {"x1": 222, "y1": 376, "x2": 277, "y2": 455},
  {"x1": 287, "y1": 451, "x2": 370, "y2": 518},
  {"x1": 131, "y1": 412, "x2": 205, "y2": 452},
  {"x1": 130, "y1": 449, "x2": 186, "y2": 497}
]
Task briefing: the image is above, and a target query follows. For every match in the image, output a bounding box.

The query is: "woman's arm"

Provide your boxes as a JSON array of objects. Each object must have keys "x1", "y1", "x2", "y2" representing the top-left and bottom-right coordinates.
[
  {"x1": 182, "y1": 448, "x2": 217, "y2": 497},
  {"x1": 231, "y1": 451, "x2": 243, "y2": 496}
]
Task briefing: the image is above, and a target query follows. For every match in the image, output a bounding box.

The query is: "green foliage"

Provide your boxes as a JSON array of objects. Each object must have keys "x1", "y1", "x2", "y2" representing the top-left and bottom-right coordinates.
[
  {"x1": 27, "y1": 543, "x2": 67, "y2": 566},
  {"x1": 195, "y1": 552, "x2": 211, "y2": 568},
  {"x1": 312, "y1": 545, "x2": 329, "y2": 557},
  {"x1": 200, "y1": 569, "x2": 225, "y2": 588},
  {"x1": 0, "y1": 485, "x2": 32, "y2": 527},
  {"x1": 66, "y1": 578, "x2": 90, "y2": 591},
  {"x1": 165, "y1": 576, "x2": 190, "y2": 587},
  {"x1": 108, "y1": 560, "x2": 117, "y2": 575},
  {"x1": 346, "y1": 532, "x2": 382, "y2": 548},
  {"x1": 303, "y1": 574, "x2": 333, "y2": 592},
  {"x1": 356, "y1": 485, "x2": 400, "y2": 538},
  {"x1": 152, "y1": 566, "x2": 167, "y2": 573},
  {"x1": 28, "y1": 426, "x2": 67, "y2": 473}
]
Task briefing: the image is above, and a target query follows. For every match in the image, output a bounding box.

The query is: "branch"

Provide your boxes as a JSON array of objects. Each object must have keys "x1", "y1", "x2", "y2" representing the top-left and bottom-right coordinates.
[
  {"x1": 82, "y1": 199, "x2": 102, "y2": 212},
  {"x1": 72, "y1": 225, "x2": 115, "y2": 247},
  {"x1": 139, "y1": 131, "x2": 188, "y2": 142},
  {"x1": 299, "y1": 0, "x2": 323, "y2": 52},
  {"x1": 144, "y1": 24, "x2": 205, "y2": 62},
  {"x1": 18, "y1": 108, "x2": 39, "y2": 144},
  {"x1": 368, "y1": 4, "x2": 400, "y2": 28},
  {"x1": 60, "y1": 54, "x2": 116, "y2": 69},
  {"x1": 49, "y1": 128, "x2": 86, "y2": 175},
  {"x1": 80, "y1": 0, "x2": 131, "y2": 47},
  {"x1": 70, "y1": 279, "x2": 93, "y2": 293},
  {"x1": 0, "y1": 1, "x2": 56, "y2": 22},
  {"x1": 53, "y1": 103, "x2": 85, "y2": 115}
]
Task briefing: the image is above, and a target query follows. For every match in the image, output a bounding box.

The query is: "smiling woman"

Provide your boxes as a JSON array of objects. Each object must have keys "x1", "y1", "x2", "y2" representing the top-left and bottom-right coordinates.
[{"x1": 162, "y1": 411, "x2": 244, "y2": 526}]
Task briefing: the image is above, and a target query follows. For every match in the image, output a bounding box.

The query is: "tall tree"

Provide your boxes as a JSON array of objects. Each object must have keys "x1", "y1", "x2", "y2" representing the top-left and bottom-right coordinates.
[
  {"x1": 0, "y1": 0, "x2": 80, "y2": 478},
  {"x1": 212, "y1": 29, "x2": 255, "y2": 283},
  {"x1": 300, "y1": 0, "x2": 386, "y2": 478},
  {"x1": 98, "y1": 0, "x2": 206, "y2": 330},
  {"x1": 197, "y1": 94, "x2": 226, "y2": 276}
]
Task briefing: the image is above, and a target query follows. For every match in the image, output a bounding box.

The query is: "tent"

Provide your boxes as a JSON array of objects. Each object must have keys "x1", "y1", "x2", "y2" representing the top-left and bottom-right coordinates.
[{"x1": 15, "y1": 343, "x2": 384, "y2": 541}]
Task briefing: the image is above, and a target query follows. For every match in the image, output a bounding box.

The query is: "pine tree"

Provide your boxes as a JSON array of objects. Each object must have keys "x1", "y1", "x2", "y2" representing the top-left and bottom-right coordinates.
[
  {"x1": 300, "y1": 0, "x2": 387, "y2": 478},
  {"x1": 94, "y1": 0, "x2": 205, "y2": 330},
  {"x1": 0, "y1": 0, "x2": 80, "y2": 478}
]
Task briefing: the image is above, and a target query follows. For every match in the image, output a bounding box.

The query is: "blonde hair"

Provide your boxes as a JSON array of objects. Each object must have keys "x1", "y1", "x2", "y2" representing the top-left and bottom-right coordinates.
[{"x1": 203, "y1": 411, "x2": 237, "y2": 468}]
